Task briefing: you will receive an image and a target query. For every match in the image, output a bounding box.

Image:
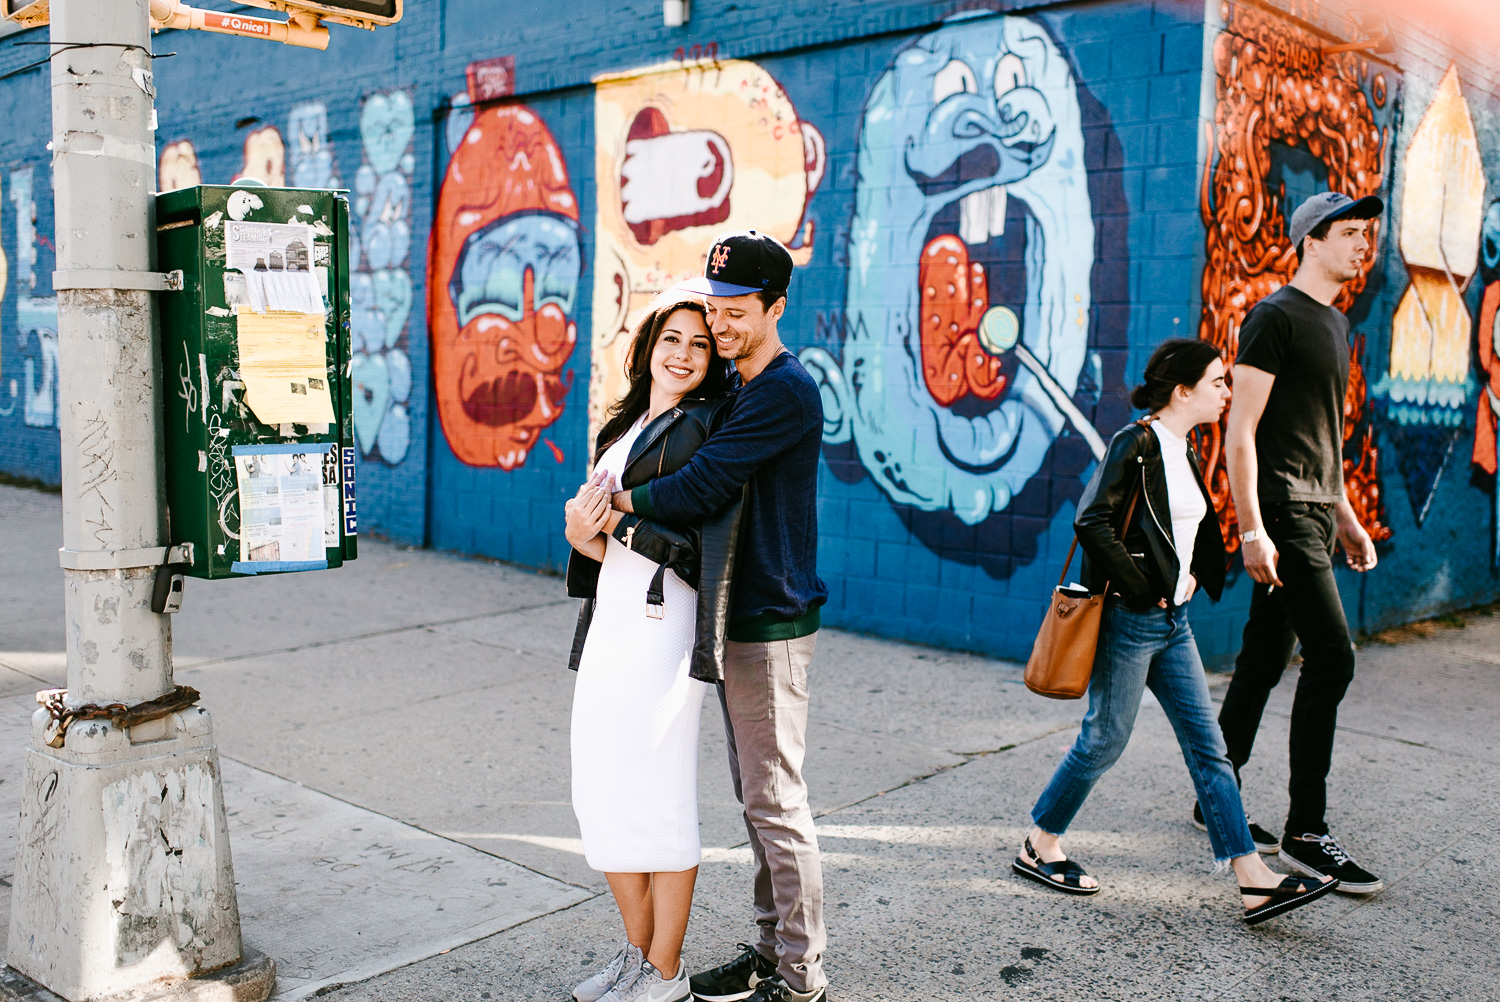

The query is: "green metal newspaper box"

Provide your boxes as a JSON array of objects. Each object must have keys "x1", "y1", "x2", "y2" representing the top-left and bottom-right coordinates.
[{"x1": 156, "y1": 184, "x2": 357, "y2": 580}]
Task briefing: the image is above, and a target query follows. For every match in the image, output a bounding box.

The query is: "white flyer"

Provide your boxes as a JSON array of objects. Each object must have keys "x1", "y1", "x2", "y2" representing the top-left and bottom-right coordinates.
[
  {"x1": 235, "y1": 450, "x2": 327, "y2": 564},
  {"x1": 225, "y1": 220, "x2": 325, "y2": 315}
]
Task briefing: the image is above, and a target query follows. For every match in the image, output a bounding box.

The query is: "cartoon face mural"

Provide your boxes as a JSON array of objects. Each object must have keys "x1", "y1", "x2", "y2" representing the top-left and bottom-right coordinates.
[
  {"x1": 1199, "y1": 2, "x2": 1393, "y2": 544},
  {"x1": 235, "y1": 125, "x2": 285, "y2": 187},
  {"x1": 591, "y1": 59, "x2": 825, "y2": 443},
  {"x1": 158, "y1": 140, "x2": 203, "y2": 192},
  {"x1": 799, "y1": 16, "x2": 1101, "y2": 530},
  {"x1": 351, "y1": 89, "x2": 417, "y2": 465},
  {"x1": 430, "y1": 104, "x2": 582, "y2": 469}
]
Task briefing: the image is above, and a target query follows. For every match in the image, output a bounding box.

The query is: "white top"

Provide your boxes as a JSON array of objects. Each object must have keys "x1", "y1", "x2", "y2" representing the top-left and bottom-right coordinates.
[{"x1": 1152, "y1": 421, "x2": 1208, "y2": 606}]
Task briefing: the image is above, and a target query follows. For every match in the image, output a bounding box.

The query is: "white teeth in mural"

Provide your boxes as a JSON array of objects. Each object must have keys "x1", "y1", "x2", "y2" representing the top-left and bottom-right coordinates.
[{"x1": 958, "y1": 185, "x2": 1007, "y2": 246}]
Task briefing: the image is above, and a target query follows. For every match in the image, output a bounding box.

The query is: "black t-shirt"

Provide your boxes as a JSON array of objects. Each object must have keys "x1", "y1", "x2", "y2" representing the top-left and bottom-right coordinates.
[{"x1": 1235, "y1": 286, "x2": 1350, "y2": 503}]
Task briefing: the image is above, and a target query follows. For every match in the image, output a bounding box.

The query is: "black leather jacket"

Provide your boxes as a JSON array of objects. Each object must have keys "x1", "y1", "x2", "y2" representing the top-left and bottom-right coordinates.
[
  {"x1": 1075, "y1": 420, "x2": 1226, "y2": 610},
  {"x1": 566, "y1": 394, "x2": 747, "y2": 683}
]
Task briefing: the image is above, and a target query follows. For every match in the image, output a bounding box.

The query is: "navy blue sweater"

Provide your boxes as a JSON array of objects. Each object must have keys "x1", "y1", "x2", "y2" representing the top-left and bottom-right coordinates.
[{"x1": 633, "y1": 351, "x2": 827, "y2": 630}]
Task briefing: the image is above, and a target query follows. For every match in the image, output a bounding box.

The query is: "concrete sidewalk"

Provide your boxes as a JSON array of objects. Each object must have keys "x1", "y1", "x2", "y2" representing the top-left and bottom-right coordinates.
[{"x1": 0, "y1": 482, "x2": 1496, "y2": 1001}]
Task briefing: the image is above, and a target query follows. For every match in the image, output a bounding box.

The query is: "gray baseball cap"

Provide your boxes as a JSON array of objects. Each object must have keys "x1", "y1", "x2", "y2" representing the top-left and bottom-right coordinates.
[{"x1": 1289, "y1": 191, "x2": 1383, "y2": 249}]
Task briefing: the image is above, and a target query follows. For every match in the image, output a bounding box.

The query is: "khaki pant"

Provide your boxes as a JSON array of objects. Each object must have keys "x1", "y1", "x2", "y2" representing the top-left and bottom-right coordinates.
[{"x1": 719, "y1": 633, "x2": 826, "y2": 993}]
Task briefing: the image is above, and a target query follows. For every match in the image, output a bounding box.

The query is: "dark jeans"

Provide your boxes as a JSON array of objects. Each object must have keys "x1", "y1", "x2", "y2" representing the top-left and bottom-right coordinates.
[{"x1": 1218, "y1": 501, "x2": 1356, "y2": 836}]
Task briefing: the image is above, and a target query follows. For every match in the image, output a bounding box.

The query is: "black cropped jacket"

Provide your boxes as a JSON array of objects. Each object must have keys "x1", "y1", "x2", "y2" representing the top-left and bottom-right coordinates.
[
  {"x1": 1075, "y1": 420, "x2": 1226, "y2": 610},
  {"x1": 566, "y1": 394, "x2": 747, "y2": 683}
]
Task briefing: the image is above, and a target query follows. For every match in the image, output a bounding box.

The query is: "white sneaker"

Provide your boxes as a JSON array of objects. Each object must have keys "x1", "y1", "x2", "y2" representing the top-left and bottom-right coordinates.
[
  {"x1": 574, "y1": 941, "x2": 643, "y2": 1002},
  {"x1": 600, "y1": 960, "x2": 689, "y2": 1002}
]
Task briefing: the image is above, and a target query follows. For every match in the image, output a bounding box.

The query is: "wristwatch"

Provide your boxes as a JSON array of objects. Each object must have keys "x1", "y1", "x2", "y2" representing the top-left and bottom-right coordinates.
[{"x1": 1240, "y1": 529, "x2": 1263, "y2": 544}]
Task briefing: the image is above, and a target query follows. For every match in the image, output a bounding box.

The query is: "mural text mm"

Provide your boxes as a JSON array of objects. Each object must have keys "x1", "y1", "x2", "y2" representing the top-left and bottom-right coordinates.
[
  {"x1": 591, "y1": 57, "x2": 825, "y2": 445},
  {"x1": 5, "y1": 168, "x2": 57, "y2": 428},
  {"x1": 800, "y1": 14, "x2": 1114, "y2": 577},
  {"x1": 430, "y1": 100, "x2": 581, "y2": 470},
  {"x1": 1379, "y1": 64, "x2": 1486, "y2": 524},
  {"x1": 1199, "y1": 0, "x2": 1394, "y2": 547},
  {"x1": 352, "y1": 89, "x2": 416, "y2": 465}
]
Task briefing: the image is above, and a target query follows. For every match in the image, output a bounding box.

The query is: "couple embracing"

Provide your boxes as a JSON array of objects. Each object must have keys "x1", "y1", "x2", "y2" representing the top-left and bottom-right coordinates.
[{"x1": 564, "y1": 231, "x2": 829, "y2": 1002}]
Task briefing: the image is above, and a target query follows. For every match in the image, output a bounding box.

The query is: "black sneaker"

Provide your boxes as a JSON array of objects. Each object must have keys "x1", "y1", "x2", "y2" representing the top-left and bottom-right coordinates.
[
  {"x1": 1279, "y1": 832, "x2": 1384, "y2": 894},
  {"x1": 1192, "y1": 801, "x2": 1280, "y2": 853},
  {"x1": 690, "y1": 943, "x2": 777, "y2": 1002},
  {"x1": 743, "y1": 976, "x2": 826, "y2": 1002}
]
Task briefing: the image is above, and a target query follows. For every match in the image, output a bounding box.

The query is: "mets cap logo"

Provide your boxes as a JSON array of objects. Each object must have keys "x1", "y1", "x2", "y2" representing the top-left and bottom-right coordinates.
[{"x1": 710, "y1": 244, "x2": 730, "y2": 273}]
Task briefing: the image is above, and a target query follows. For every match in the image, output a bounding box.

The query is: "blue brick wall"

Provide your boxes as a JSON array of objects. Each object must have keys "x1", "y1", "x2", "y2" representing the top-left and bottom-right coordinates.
[{"x1": 0, "y1": 0, "x2": 1495, "y2": 664}]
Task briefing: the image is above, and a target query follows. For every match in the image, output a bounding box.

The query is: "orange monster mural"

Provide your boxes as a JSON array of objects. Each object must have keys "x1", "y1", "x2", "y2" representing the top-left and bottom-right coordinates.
[
  {"x1": 1198, "y1": 1, "x2": 1392, "y2": 551},
  {"x1": 429, "y1": 105, "x2": 583, "y2": 469}
]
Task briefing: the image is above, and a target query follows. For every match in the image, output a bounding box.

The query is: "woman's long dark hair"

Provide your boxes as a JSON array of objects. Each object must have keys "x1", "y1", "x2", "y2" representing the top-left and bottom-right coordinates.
[
  {"x1": 1131, "y1": 338, "x2": 1224, "y2": 413},
  {"x1": 593, "y1": 290, "x2": 732, "y2": 461}
]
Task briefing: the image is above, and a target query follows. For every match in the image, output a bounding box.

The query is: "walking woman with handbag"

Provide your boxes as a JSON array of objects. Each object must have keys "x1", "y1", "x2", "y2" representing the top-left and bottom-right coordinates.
[{"x1": 1012, "y1": 339, "x2": 1339, "y2": 925}]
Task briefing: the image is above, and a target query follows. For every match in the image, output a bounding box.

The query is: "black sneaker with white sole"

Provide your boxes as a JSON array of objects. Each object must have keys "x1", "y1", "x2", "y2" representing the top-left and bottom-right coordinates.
[
  {"x1": 1192, "y1": 801, "x2": 1280, "y2": 853},
  {"x1": 743, "y1": 977, "x2": 826, "y2": 1002},
  {"x1": 690, "y1": 943, "x2": 777, "y2": 1002},
  {"x1": 1280, "y1": 832, "x2": 1384, "y2": 894}
]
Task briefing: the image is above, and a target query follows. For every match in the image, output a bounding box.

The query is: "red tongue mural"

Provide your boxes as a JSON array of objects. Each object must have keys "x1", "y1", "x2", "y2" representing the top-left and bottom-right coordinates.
[{"x1": 919, "y1": 235, "x2": 1007, "y2": 406}]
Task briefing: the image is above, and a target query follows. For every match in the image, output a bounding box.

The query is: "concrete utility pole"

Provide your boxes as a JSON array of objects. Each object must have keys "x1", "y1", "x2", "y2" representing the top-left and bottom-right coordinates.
[{"x1": 6, "y1": 1, "x2": 270, "y2": 997}]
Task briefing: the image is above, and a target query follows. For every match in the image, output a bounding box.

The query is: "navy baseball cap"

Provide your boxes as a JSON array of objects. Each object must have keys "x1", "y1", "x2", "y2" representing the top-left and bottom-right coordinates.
[
  {"x1": 680, "y1": 229, "x2": 793, "y2": 298},
  {"x1": 1289, "y1": 191, "x2": 1383, "y2": 249}
]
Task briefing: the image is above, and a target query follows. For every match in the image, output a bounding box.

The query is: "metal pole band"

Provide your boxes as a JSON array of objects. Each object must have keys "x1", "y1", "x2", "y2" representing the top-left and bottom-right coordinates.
[
  {"x1": 52, "y1": 269, "x2": 183, "y2": 291},
  {"x1": 58, "y1": 542, "x2": 194, "y2": 570}
]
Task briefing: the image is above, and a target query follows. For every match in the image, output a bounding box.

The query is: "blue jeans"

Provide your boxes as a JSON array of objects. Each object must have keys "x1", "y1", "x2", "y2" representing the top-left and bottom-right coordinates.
[{"x1": 1030, "y1": 603, "x2": 1257, "y2": 863}]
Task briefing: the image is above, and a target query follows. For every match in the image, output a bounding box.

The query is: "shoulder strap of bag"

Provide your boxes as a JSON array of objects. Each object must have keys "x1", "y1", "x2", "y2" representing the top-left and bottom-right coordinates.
[{"x1": 1056, "y1": 420, "x2": 1149, "y2": 588}]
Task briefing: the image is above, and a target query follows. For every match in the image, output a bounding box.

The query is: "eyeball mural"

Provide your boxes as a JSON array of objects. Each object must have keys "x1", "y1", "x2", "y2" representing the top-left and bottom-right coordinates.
[
  {"x1": 591, "y1": 59, "x2": 826, "y2": 442},
  {"x1": 800, "y1": 16, "x2": 1104, "y2": 533},
  {"x1": 429, "y1": 104, "x2": 582, "y2": 469}
]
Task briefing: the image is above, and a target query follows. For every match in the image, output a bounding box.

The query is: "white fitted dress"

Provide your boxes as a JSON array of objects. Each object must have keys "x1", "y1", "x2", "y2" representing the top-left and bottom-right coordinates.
[{"x1": 571, "y1": 416, "x2": 709, "y2": 872}]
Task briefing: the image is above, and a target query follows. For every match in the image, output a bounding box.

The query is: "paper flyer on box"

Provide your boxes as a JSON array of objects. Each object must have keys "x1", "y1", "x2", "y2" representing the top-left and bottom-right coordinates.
[
  {"x1": 235, "y1": 308, "x2": 336, "y2": 425},
  {"x1": 225, "y1": 219, "x2": 325, "y2": 315},
  {"x1": 235, "y1": 451, "x2": 327, "y2": 564}
]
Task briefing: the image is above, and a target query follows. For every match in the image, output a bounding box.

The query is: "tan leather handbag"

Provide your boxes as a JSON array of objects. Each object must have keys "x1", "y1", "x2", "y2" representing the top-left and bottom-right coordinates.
[{"x1": 1024, "y1": 485, "x2": 1141, "y2": 699}]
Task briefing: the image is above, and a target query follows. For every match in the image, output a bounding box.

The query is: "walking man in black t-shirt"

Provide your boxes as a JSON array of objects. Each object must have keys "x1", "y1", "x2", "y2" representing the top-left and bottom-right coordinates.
[{"x1": 1205, "y1": 191, "x2": 1385, "y2": 894}]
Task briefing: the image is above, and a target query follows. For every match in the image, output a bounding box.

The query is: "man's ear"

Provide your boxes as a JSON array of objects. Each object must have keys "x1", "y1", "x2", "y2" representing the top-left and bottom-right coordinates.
[{"x1": 768, "y1": 296, "x2": 786, "y2": 324}]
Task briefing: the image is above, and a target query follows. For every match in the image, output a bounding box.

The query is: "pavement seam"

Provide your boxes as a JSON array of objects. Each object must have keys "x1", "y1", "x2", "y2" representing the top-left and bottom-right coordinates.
[{"x1": 177, "y1": 598, "x2": 573, "y2": 670}]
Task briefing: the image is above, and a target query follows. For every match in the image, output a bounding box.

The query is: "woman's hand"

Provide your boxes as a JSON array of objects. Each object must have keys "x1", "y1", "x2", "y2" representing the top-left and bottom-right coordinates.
[
  {"x1": 1183, "y1": 573, "x2": 1197, "y2": 602},
  {"x1": 565, "y1": 480, "x2": 611, "y2": 553}
]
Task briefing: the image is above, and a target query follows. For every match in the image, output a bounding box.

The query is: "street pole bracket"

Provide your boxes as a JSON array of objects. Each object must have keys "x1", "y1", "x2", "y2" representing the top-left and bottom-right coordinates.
[
  {"x1": 59, "y1": 542, "x2": 194, "y2": 571},
  {"x1": 52, "y1": 269, "x2": 184, "y2": 291}
]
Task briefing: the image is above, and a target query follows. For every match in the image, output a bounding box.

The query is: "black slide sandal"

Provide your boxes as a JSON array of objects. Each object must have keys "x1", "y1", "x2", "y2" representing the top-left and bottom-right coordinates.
[
  {"x1": 1241, "y1": 874, "x2": 1340, "y2": 926},
  {"x1": 1011, "y1": 837, "x2": 1100, "y2": 896}
]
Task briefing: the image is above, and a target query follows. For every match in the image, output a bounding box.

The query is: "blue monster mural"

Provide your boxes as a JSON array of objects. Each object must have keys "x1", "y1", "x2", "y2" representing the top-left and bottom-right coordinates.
[{"x1": 801, "y1": 14, "x2": 1114, "y2": 573}]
